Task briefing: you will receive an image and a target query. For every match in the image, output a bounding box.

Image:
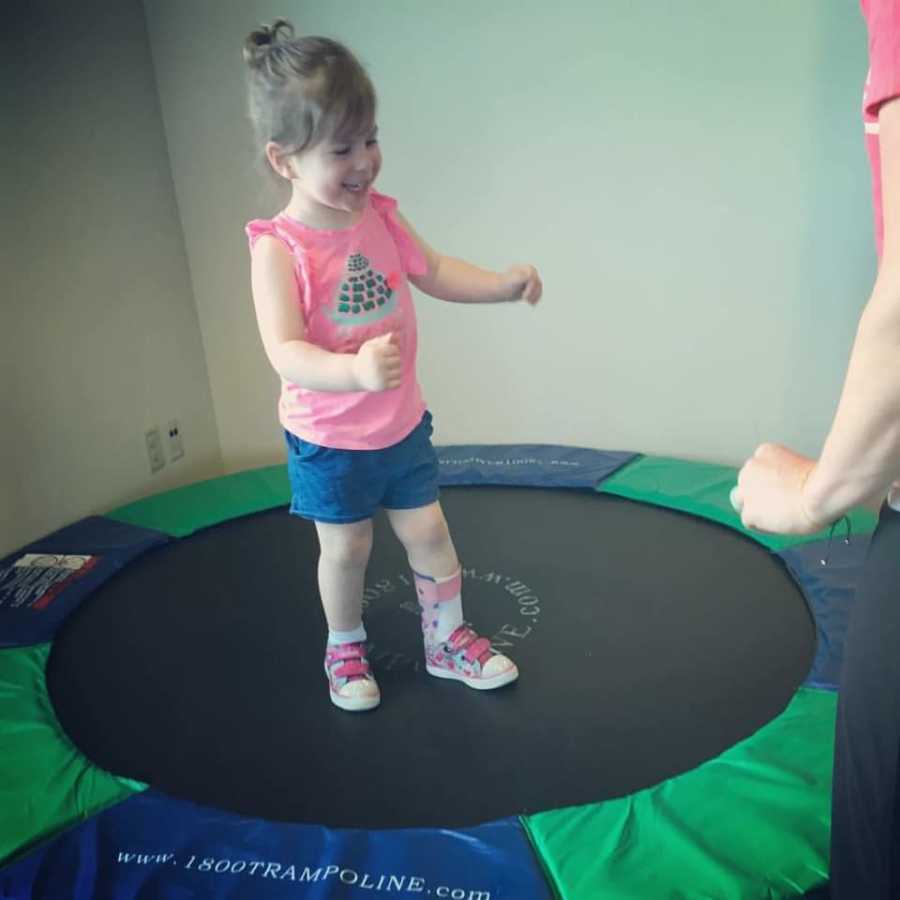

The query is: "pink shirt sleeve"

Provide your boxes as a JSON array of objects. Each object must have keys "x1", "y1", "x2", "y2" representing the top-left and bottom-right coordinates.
[
  {"x1": 368, "y1": 192, "x2": 429, "y2": 278},
  {"x1": 863, "y1": 0, "x2": 900, "y2": 117},
  {"x1": 246, "y1": 218, "x2": 283, "y2": 248},
  {"x1": 244, "y1": 218, "x2": 312, "y2": 311}
]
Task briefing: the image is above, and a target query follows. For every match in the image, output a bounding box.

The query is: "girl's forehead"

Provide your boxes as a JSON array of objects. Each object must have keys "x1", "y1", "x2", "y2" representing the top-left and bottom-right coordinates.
[{"x1": 325, "y1": 118, "x2": 378, "y2": 145}]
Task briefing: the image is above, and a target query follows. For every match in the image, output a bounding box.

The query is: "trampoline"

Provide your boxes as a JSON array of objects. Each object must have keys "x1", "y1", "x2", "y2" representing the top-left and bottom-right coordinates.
[{"x1": 0, "y1": 444, "x2": 877, "y2": 898}]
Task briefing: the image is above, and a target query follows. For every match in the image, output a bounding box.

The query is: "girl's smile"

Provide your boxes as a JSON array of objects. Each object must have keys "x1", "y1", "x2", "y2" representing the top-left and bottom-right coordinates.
[{"x1": 284, "y1": 127, "x2": 382, "y2": 228}]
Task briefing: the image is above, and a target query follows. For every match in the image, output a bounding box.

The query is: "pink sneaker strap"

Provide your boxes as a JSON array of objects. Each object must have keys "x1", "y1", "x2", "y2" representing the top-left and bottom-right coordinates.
[
  {"x1": 447, "y1": 625, "x2": 493, "y2": 665},
  {"x1": 326, "y1": 642, "x2": 365, "y2": 662},
  {"x1": 333, "y1": 658, "x2": 370, "y2": 679},
  {"x1": 464, "y1": 636, "x2": 492, "y2": 664},
  {"x1": 447, "y1": 624, "x2": 476, "y2": 649},
  {"x1": 325, "y1": 642, "x2": 372, "y2": 683},
  {"x1": 413, "y1": 568, "x2": 462, "y2": 604}
]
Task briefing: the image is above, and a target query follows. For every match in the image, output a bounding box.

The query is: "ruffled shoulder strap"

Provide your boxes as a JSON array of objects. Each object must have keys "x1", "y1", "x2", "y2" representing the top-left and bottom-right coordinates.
[
  {"x1": 244, "y1": 217, "x2": 314, "y2": 304},
  {"x1": 368, "y1": 192, "x2": 428, "y2": 278},
  {"x1": 246, "y1": 218, "x2": 294, "y2": 251}
]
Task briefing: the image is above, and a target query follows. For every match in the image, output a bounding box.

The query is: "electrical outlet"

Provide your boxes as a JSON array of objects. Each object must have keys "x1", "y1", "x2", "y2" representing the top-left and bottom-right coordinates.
[
  {"x1": 145, "y1": 427, "x2": 166, "y2": 473},
  {"x1": 167, "y1": 419, "x2": 184, "y2": 462}
]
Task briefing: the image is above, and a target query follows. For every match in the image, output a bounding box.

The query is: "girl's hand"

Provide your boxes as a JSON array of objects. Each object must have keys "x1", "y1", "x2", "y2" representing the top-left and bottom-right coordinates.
[
  {"x1": 353, "y1": 332, "x2": 403, "y2": 391},
  {"x1": 500, "y1": 264, "x2": 543, "y2": 305},
  {"x1": 730, "y1": 443, "x2": 825, "y2": 535}
]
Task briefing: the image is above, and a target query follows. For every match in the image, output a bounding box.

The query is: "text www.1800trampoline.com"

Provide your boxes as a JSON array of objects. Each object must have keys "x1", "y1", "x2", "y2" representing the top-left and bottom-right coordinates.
[{"x1": 116, "y1": 853, "x2": 491, "y2": 898}]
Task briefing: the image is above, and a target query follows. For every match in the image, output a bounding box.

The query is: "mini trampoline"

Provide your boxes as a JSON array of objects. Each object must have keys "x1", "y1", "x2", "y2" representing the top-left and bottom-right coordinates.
[{"x1": 0, "y1": 445, "x2": 876, "y2": 898}]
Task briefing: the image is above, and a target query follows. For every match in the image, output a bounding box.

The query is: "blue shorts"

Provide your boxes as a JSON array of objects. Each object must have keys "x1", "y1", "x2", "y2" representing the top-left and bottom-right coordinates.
[{"x1": 285, "y1": 412, "x2": 440, "y2": 524}]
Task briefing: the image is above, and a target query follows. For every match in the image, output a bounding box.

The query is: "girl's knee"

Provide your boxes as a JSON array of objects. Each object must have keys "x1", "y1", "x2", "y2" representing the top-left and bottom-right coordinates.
[
  {"x1": 400, "y1": 506, "x2": 451, "y2": 551},
  {"x1": 317, "y1": 521, "x2": 373, "y2": 568}
]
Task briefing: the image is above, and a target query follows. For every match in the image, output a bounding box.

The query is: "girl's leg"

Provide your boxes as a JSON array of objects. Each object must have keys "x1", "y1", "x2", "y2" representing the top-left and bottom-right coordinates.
[
  {"x1": 315, "y1": 519, "x2": 380, "y2": 712},
  {"x1": 315, "y1": 519, "x2": 373, "y2": 632},
  {"x1": 830, "y1": 505, "x2": 900, "y2": 898},
  {"x1": 386, "y1": 502, "x2": 518, "y2": 690},
  {"x1": 386, "y1": 500, "x2": 460, "y2": 639}
]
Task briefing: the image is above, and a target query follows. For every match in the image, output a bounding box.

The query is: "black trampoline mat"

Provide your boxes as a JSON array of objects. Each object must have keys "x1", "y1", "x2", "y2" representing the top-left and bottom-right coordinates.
[{"x1": 47, "y1": 486, "x2": 814, "y2": 829}]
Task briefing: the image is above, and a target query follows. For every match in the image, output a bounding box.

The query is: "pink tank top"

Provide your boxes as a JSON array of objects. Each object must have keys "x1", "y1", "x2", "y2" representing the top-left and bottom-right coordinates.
[
  {"x1": 861, "y1": 0, "x2": 900, "y2": 259},
  {"x1": 246, "y1": 192, "x2": 428, "y2": 450}
]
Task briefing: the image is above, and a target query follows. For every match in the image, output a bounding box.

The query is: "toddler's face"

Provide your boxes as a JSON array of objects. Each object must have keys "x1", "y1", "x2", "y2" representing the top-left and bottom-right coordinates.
[{"x1": 291, "y1": 126, "x2": 382, "y2": 225}]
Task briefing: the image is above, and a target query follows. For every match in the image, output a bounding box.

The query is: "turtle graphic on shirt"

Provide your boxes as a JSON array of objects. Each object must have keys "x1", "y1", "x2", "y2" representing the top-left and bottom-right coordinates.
[{"x1": 329, "y1": 252, "x2": 400, "y2": 326}]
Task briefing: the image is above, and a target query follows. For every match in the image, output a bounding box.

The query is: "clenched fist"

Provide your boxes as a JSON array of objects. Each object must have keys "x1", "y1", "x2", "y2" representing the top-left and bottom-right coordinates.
[
  {"x1": 731, "y1": 443, "x2": 823, "y2": 535},
  {"x1": 353, "y1": 332, "x2": 403, "y2": 391},
  {"x1": 500, "y1": 264, "x2": 543, "y2": 305}
]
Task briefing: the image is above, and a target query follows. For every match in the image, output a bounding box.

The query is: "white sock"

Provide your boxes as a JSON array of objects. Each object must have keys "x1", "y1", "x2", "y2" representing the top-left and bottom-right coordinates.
[{"x1": 328, "y1": 623, "x2": 367, "y2": 646}]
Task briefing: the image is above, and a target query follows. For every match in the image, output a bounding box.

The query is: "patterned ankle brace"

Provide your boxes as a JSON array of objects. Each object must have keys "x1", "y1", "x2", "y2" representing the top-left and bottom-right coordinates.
[{"x1": 412, "y1": 568, "x2": 462, "y2": 606}]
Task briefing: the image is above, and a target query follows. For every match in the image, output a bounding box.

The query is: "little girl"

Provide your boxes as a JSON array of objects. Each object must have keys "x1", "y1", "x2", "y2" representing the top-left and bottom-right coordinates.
[{"x1": 243, "y1": 21, "x2": 542, "y2": 712}]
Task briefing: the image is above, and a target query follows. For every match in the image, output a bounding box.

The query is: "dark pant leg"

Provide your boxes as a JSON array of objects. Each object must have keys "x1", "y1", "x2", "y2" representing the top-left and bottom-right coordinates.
[{"x1": 830, "y1": 505, "x2": 900, "y2": 899}]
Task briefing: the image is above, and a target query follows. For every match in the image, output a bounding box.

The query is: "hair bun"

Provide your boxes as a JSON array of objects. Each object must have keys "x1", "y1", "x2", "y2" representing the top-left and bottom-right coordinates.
[{"x1": 243, "y1": 19, "x2": 295, "y2": 67}]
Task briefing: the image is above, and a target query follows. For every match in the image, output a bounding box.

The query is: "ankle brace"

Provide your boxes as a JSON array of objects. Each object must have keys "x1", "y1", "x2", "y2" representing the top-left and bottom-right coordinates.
[
  {"x1": 412, "y1": 568, "x2": 462, "y2": 605},
  {"x1": 413, "y1": 568, "x2": 464, "y2": 644}
]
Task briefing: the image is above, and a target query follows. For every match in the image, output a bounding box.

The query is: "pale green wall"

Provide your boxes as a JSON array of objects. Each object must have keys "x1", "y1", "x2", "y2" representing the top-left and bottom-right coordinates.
[
  {"x1": 0, "y1": 0, "x2": 223, "y2": 557},
  {"x1": 1, "y1": 1, "x2": 875, "y2": 557},
  {"x1": 144, "y1": 0, "x2": 874, "y2": 472}
]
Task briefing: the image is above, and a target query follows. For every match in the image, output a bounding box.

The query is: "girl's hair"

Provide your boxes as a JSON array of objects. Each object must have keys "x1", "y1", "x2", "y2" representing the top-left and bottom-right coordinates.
[{"x1": 243, "y1": 20, "x2": 376, "y2": 162}]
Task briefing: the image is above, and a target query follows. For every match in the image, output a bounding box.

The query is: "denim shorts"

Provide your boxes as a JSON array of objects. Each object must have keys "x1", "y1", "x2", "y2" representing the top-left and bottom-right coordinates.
[{"x1": 284, "y1": 411, "x2": 440, "y2": 524}]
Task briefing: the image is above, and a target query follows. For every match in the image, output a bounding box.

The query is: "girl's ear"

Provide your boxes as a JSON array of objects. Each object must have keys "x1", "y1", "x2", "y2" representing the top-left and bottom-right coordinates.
[{"x1": 265, "y1": 141, "x2": 296, "y2": 180}]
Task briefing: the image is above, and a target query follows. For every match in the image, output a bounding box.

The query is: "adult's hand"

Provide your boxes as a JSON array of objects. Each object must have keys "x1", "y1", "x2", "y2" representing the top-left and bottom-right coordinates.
[{"x1": 731, "y1": 443, "x2": 826, "y2": 535}]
